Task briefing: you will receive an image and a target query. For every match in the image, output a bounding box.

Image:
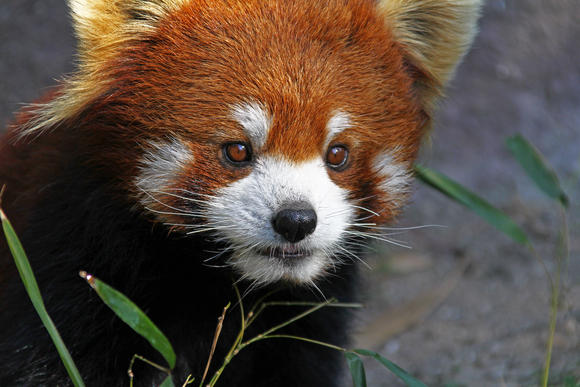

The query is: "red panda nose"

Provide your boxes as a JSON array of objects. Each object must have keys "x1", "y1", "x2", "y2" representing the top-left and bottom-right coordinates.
[{"x1": 272, "y1": 202, "x2": 317, "y2": 243}]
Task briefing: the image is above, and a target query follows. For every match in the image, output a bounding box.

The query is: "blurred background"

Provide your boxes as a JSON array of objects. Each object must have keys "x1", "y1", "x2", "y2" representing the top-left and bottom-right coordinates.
[{"x1": 1, "y1": 0, "x2": 578, "y2": 386}]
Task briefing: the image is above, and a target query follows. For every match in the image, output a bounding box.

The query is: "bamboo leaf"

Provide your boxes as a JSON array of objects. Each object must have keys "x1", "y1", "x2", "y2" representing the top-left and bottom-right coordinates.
[
  {"x1": 159, "y1": 376, "x2": 176, "y2": 387},
  {"x1": 506, "y1": 134, "x2": 569, "y2": 207},
  {"x1": 0, "y1": 208, "x2": 86, "y2": 387},
  {"x1": 414, "y1": 164, "x2": 531, "y2": 246},
  {"x1": 345, "y1": 352, "x2": 367, "y2": 387},
  {"x1": 80, "y1": 271, "x2": 176, "y2": 369},
  {"x1": 353, "y1": 349, "x2": 427, "y2": 387}
]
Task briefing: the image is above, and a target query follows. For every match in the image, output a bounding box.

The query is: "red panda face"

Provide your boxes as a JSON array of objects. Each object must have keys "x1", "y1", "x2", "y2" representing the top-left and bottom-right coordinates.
[
  {"x1": 109, "y1": 0, "x2": 425, "y2": 286},
  {"x1": 19, "y1": 0, "x2": 480, "y2": 287},
  {"x1": 134, "y1": 107, "x2": 413, "y2": 286}
]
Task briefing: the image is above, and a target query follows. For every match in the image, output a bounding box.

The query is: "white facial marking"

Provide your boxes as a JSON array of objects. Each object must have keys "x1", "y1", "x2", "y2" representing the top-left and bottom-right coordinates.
[
  {"x1": 372, "y1": 149, "x2": 412, "y2": 207},
  {"x1": 231, "y1": 102, "x2": 273, "y2": 149},
  {"x1": 135, "y1": 138, "x2": 194, "y2": 207},
  {"x1": 205, "y1": 156, "x2": 354, "y2": 285},
  {"x1": 325, "y1": 111, "x2": 351, "y2": 146}
]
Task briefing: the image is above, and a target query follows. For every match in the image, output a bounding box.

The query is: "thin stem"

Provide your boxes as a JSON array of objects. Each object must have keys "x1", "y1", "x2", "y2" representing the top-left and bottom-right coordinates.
[
  {"x1": 127, "y1": 354, "x2": 171, "y2": 386},
  {"x1": 540, "y1": 206, "x2": 568, "y2": 387},
  {"x1": 541, "y1": 275, "x2": 559, "y2": 387},
  {"x1": 207, "y1": 286, "x2": 249, "y2": 387},
  {"x1": 235, "y1": 285, "x2": 245, "y2": 336},
  {"x1": 260, "y1": 334, "x2": 347, "y2": 352},
  {"x1": 182, "y1": 375, "x2": 195, "y2": 386},
  {"x1": 529, "y1": 244, "x2": 554, "y2": 292},
  {"x1": 224, "y1": 287, "x2": 246, "y2": 361},
  {"x1": 207, "y1": 297, "x2": 338, "y2": 386},
  {"x1": 260, "y1": 301, "x2": 363, "y2": 308},
  {"x1": 246, "y1": 300, "x2": 361, "y2": 327},
  {"x1": 241, "y1": 298, "x2": 337, "y2": 348},
  {"x1": 200, "y1": 304, "x2": 229, "y2": 386},
  {"x1": 244, "y1": 289, "x2": 278, "y2": 328}
]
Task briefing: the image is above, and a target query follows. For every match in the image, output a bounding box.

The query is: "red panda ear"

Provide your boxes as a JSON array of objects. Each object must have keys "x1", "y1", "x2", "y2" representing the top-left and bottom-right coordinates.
[
  {"x1": 376, "y1": 0, "x2": 482, "y2": 107},
  {"x1": 20, "y1": 0, "x2": 191, "y2": 135}
]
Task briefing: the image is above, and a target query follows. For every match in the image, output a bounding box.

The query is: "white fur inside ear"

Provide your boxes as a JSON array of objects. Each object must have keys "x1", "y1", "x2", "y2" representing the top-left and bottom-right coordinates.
[
  {"x1": 372, "y1": 149, "x2": 412, "y2": 207},
  {"x1": 232, "y1": 103, "x2": 273, "y2": 149}
]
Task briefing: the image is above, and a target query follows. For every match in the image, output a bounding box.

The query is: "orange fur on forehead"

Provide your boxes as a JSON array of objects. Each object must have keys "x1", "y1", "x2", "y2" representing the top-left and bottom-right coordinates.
[{"x1": 121, "y1": 0, "x2": 424, "y2": 163}]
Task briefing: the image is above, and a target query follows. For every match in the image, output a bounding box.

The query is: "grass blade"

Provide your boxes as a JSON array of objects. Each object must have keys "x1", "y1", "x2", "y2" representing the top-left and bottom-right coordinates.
[
  {"x1": 345, "y1": 352, "x2": 367, "y2": 387},
  {"x1": 79, "y1": 271, "x2": 176, "y2": 370},
  {"x1": 414, "y1": 164, "x2": 531, "y2": 246},
  {"x1": 506, "y1": 134, "x2": 569, "y2": 207},
  {"x1": 353, "y1": 349, "x2": 427, "y2": 387},
  {"x1": 0, "y1": 208, "x2": 86, "y2": 387}
]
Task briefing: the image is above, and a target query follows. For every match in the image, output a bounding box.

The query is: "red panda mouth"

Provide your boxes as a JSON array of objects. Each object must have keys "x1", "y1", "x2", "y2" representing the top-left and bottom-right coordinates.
[{"x1": 263, "y1": 246, "x2": 310, "y2": 259}]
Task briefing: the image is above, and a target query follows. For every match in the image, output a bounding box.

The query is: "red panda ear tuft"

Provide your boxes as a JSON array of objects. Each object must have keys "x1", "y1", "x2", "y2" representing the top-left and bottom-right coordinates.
[
  {"x1": 376, "y1": 0, "x2": 482, "y2": 108},
  {"x1": 69, "y1": 0, "x2": 190, "y2": 58}
]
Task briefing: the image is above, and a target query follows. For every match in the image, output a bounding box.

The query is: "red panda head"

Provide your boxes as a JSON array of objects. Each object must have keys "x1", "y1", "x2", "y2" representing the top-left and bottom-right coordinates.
[{"x1": 22, "y1": 0, "x2": 481, "y2": 286}]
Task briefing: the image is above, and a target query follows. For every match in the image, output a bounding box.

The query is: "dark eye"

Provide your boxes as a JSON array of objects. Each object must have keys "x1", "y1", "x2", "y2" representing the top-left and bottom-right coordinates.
[
  {"x1": 326, "y1": 145, "x2": 348, "y2": 168},
  {"x1": 224, "y1": 142, "x2": 252, "y2": 164}
]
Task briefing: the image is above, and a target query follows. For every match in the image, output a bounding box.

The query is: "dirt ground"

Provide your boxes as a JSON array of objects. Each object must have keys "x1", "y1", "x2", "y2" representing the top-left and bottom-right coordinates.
[{"x1": 1, "y1": 1, "x2": 579, "y2": 386}]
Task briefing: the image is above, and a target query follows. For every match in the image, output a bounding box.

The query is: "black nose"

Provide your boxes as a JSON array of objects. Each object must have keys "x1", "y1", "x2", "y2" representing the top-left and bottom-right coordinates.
[{"x1": 272, "y1": 202, "x2": 317, "y2": 243}]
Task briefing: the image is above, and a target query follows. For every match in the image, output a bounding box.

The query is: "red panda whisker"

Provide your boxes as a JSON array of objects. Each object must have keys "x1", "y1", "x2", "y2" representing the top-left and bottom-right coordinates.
[
  {"x1": 203, "y1": 247, "x2": 235, "y2": 263},
  {"x1": 201, "y1": 263, "x2": 230, "y2": 269},
  {"x1": 137, "y1": 187, "x2": 198, "y2": 214},
  {"x1": 370, "y1": 224, "x2": 447, "y2": 231},
  {"x1": 344, "y1": 225, "x2": 410, "y2": 237},
  {"x1": 185, "y1": 227, "x2": 224, "y2": 235},
  {"x1": 341, "y1": 240, "x2": 373, "y2": 252},
  {"x1": 352, "y1": 213, "x2": 377, "y2": 223},
  {"x1": 350, "y1": 194, "x2": 381, "y2": 204},
  {"x1": 333, "y1": 244, "x2": 370, "y2": 269},
  {"x1": 163, "y1": 223, "x2": 199, "y2": 228},
  {"x1": 240, "y1": 278, "x2": 268, "y2": 299},
  {"x1": 142, "y1": 207, "x2": 193, "y2": 218},
  {"x1": 307, "y1": 281, "x2": 328, "y2": 301},
  {"x1": 351, "y1": 231, "x2": 407, "y2": 239},
  {"x1": 348, "y1": 222, "x2": 379, "y2": 227},
  {"x1": 147, "y1": 189, "x2": 210, "y2": 205},
  {"x1": 342, "y1": 230, "x2": 412, "y2": 250},
  {"x1": 350, "y1": 205, "x2": 381, "y2": 218}
]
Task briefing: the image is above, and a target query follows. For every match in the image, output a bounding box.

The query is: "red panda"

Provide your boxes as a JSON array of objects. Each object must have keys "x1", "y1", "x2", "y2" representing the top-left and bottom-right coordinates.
[{"x1": 0, "y1": 0, "x2": 480, "y2": 385}]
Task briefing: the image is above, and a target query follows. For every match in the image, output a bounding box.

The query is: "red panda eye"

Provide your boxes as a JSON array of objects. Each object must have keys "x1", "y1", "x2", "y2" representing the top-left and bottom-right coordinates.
[
  {"x1": 224, "y1": 142, "x2": 251, "y2": 164},
  {"x1": 326, "y1": 145, "x2": 348, "y2": 168}
]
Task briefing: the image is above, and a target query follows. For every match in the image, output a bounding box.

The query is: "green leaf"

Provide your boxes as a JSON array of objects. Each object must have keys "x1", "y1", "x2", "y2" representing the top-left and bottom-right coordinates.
[
  {"x1": 353, "y1": 349, "x2": 427, "y2": 387},
  {"x1": 506, "y1": 134, "x2": 569, "y2": 207},
  {"x1": 80, "y1": 272, "x2": 176, "y2": 369},
  {"x1": 345, "y1": 352, "x2": 367, "y2": 387},
  {"x1": 0, "y1": 208, "x2": 86, "y2": 387},
  {"x1": 414, "y1": 164, "x2": 531, "y2": 247},
  {"x1": 159, "y1": 376, "x2": 176, "y2": 387}
]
